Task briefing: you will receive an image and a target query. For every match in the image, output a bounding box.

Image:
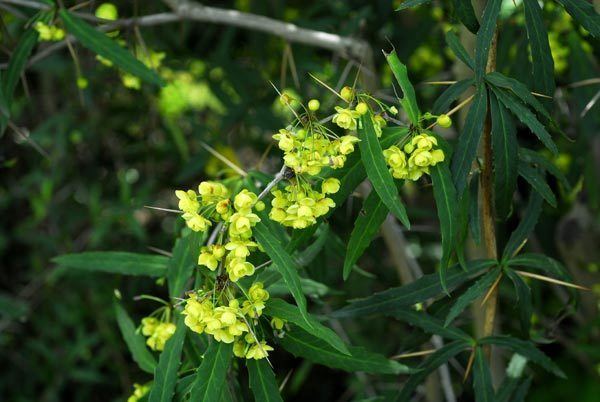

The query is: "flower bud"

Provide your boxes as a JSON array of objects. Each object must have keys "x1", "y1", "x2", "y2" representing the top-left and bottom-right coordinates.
[
  {"x1": 436, "y1": 114, "x2": 452, "y2": 128},
  {"x1": 308, "y1": 99, "x2": 320, "y2": 111},
  {"x1": 355, "y1": 102, "x2": 368, "y2": 115},
  {"x1": 340, "y1": 86, "x2": 354, "y2": 102}
]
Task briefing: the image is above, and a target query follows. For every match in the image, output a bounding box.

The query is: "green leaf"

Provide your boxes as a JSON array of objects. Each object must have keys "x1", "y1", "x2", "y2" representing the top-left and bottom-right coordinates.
[
  {"x1": 53, "y1": 252, "x2": 169, "y2": 277},
  {"x1": 247, "y1": 359, "x2": 283, "y2": 402},
  {"x1": 523, "y1": 0, "x2": 556, "y2": 100},
  {"x1": 114, "y1": 300, "x2": 157, "y2": 374},
  {"x1": 433, "y1": 78, "x2": 474, "y2": 115},
  {"x1": 511, "y1": 377, "x2": 533, "y2": 402},
  {"x1": 444, "y1": 267, "x2": 501, "y2": 327},
  {"x1": 358, "y1": 112, "x2": 410, "y2": 227},
  {"x1": 328, "y1": 127, "x2": 409, "y2": 208},
  {"x1": 59, "y1": 10, "x2": 164, "y2": 87},
  {"x1": 474, "y1": 0, "x2": 502, "y2": 80},
  {"x1": 505, "y1": 268, "x2": 532, "y2": 336},
  {"x1": 485, "y1": 72, "x2": 550, "y2": 120},
  {"x1": 385, "y1": 51, "x2": 420, "y2": 124},
  {"x1": 396, "y1": 0, "x2": 431, "y2": 11},
  {"x1": 1, "y1": 11, "x2": 52, "y2": 136},
  {"x1": 518, "y1": 148, "x2": 570, "y2": 192},
  {"x1": 167, "y1": 231, "x2": 203, "y2": 299},
  {"x1": 479, "y1": 336, "x2": 566, "y2": 378},
  {"x1": 445, "y1": 30, "x2": 475, "y2": 70},
  {"x1": 0, "y1": 71, "x2": 9, "y2": 118},
  {"x1": 556, "y1": 0, "x2": 600, "y2": 38},
  {"x1": 507, "y1": 253, "x2": 572, "y2": 282},
  {"x1": 393, "y1": 309, "x2": 473, "y2": 342},
  {"x1": 265, "y1": 298, "x2": 350, "y2": 355},
  {"x1": 395, "y1": 340, "x2": 469, "y2": 402},
  {"x1": 451, "y1": 84, "x2": 488, "y2": 195},
  {"x1": 518, "y1": 162, "x2": 557, "y2": 207},
  {"x1": 280, "y1": 327, "x2": 412, "y2": 374},
  {"x1": 148, "y1": 315, "x2": 187, "y2": 402},
  {"x1": 453, "y1": 0, "x2": 480, "y2": 34},
  {"x1": 491, "y1": 86, "x2": 558, "y2": 154},
  {"x1": 490, "y1": 92, "x2": 518, "y2": 219},
  {"x1": 188, "y1": 342, "x2": 233, "y2": 402},
  {"x1": 253, "y1": 221, "x2": 310, "y2": 326},
  {"x1": 473, "y1": 347, "x2": 495, "y2": 402},
  {"x1": 343, "y1": 190, "x2": 388, "y2": 280},
  {"x1": 502, "y1": 192, "x2": 543, "y2": 260},
  {"x1": 333, "y1": 259, "x2": 496, "y2": 318},
  {"x1": 431, "y1": 162, "x2": 459, "y2": 291},
  {"x1": 468, "y1": 174, "x2": 482, "y2": 244}
]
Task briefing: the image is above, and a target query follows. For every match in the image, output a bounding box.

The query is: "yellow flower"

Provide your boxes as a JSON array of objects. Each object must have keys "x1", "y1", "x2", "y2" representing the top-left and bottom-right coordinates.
[
  {"x1": 175, "y1": 189, "x2": 199, "y2": 213},
  {"x1": 355, "y1": 102, "x2": 368, "y2": 115},
  {"x1": 321, "y1": 178, "x2": 341, "y2": 194},
  {"x1": 127, "y1": 383, "x2": 150, "y2": 402},
  {"x1": 233, "y1": 340, "x2": 247, "y2": 358},
  {"x1": 332, "y1": 106, "x2": 360, "y2": 130},
  {"x1": 248, "y1": 282, "x2": 269, "y2": 302},
  {"x1": 141, "y1": 317, "x2": 159, "y2": 336},
  {"x1": 245, "y1": 341, "x2": 274, "y2": 360},
  {"x1": 339, "y1": 135, "x2": 360, "y2": 155},
  {"x1": 233, "y1": 189, "x2": 258, "y2": 211},
  {"x1": 198, "y1": 245, "x2": 225, "y2": 270},
  {"x1": 270, "y1": 317, "x2": 285, "y2": 330},
  {"x1": 340, "y1": 86, "x2": 354, "y2": 102},
  {"x1": 182, "y1": 212, "x2": 211, "y2": 232},
  {"x1": 225, "y1": 239, "x2": 258, "y2": 258}
]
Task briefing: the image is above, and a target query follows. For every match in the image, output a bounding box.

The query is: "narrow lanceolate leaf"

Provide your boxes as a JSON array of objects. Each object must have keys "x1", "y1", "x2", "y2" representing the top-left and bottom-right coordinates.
[
  {"x1": 1, "y1": 11, "x2": 52, "y2": 135},
  {"x1": 148, "y1": 316, "x2": 187, "y2": 402},
  {"x1": 253, "y1": 221, "x2": 310, "y2": 326},
  {"x1": 53, "y1": 252, "x2": 169, "y2": 277},
  {"x1": 333, "y1": 259, "x2": 496, "y2": 318},
  {"x1": 328, "y1": 126, "x2": 409, "y2": 208},
  {"x1": 393, "y1": 309, "x2": 473, "y2": 342},
  {"x1": 247, "y1": 359, "x2": 284, "y2": 402},
  {"x1": 59, "y1": 10, "x2": 164, "y2": 86},
  {"x1": 485, "y1": 72, "x2": 550, "y2": 120},
  {"x1": 280, "y1": 327, "x2": 412, "y2": 374},
  {"x1": 433, "y1": 78, "x2": 474, "y2": 115},
  {"x1": 451, "y1": 84, "x2": 488, "y2": 195},
  {"x1": 491, "y1": 87, "x2": 558, "y2": 154},
  {"x1": 453, "y1": 0, "x2": 480, "y2": 34},
  {"x1": 490, "y1": 93, "x2": 518, "y2": 219},
  {"x1": 385, "y1": 51, "x2": 420, "y2": 124},
  {"x1": 0, "y1": 71, "x2": 9, "y2": 118},
  {"x1": 507, "y1": 253, "x2": 572, "y2": 282},
  {"x1": 468, "y1": 174, "x2": 482, "y2": 244},
  {"x1": 445, "y1": 31, "x2": 475, "y2": 70},
  {"x1": 556, "y1": 0, "x2": 600, "y2": 38},
  {"x1": 167, "y1": 231, "x2": 203, "y2": 298},
  {"x1": 264, "y1": 298, "x2": 350, "y2": 355},
  {"x1": 396, "y1": 0, "x2": 431, "y2": 11},
  {"x1": 505, "y1": 268, "x2": 532, "y2": 336},
  {"x1": 502, "y1": 192, "x2": 543, "y2": 260},
  {"x1": 479, "y1": 336, "x2": 566, "y2": 378},
  {"x1": 519, "y1": 148, "x2": 570, "y2": 191},
  {"x1": 114, "y1": 301, "x2": 157, "y2": 374},
  {"x1": 523, "y1": 0, "x2": 555, "y2": 100},
  {"x1": 474, "y1": 0, "x2": 503, "y2": 80},
  {"x1": 358, "y1": 113, "x2": 410, "y2": 227},
  {"x1": 473, "y1": 347, "x2": 495, "y2": 402},
  {"x1": 395, "y1": 340, "x2": 469, "y2": 402},
  {"x1": 518, "y1": 162, "x2": 557, "y2": 207},
  {"x1": 343, "y1": 190, "x2": 388, "y2": 280},
  {"x1": 445, "y1": 267, "x2": 501, "y2": 327},
  {"x1": 430, "y1": 162, "x2": 458, "y2": 291},
  {"x1": 188, "y1": 342, "x2": 233, "y2": 402}
]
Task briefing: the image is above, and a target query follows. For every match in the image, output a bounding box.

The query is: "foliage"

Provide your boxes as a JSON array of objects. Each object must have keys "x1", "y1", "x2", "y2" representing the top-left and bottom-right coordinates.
[{"x1": 1, "y1": 1, "x2": 600, "y2": 402}]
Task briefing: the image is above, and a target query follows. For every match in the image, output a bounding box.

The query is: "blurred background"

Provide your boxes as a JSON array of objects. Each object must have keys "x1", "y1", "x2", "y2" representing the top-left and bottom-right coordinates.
[{"x1": 0, "y1": 1, "x2": 599, "y2": 401}]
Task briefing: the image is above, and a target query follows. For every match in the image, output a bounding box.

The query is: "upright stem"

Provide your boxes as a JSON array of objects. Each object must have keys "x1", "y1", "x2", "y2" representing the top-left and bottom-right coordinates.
[{"x1": 480, "y1": 31, "x2": 499, "y2": 351}]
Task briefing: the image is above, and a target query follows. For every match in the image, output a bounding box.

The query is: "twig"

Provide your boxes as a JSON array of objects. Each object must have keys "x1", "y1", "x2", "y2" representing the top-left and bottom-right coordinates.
[{"x1": 257, "y1": 164, "x2": 287, "y2": 200}]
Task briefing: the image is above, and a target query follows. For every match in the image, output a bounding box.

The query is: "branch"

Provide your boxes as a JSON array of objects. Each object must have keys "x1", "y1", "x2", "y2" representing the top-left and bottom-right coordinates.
[{"x1": 162, "y1": 0, "x2": 370, "y2": 60}]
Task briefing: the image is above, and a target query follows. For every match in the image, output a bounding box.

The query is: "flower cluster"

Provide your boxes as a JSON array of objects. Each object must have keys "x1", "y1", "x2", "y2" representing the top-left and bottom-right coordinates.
[
  {"x1": 269, "y1": 178, "x2": 339, "y2": 228},
  {"x1": 127, "y1": 383, "x2": 150, "y2": 402},
  {"x1": 34, "y1": 22, "x2": 65, "y2": 42},
  {"x1": 183, "y1": 283, "x2": 279, "y2": 360},
  {"x1": 140, "y1": 317, "x2": 176, "y2": 352},
  {"x1": 383, "y1": 133, "x2": 445, "y2": 181},
  {"x1": 270, "y1": 88, "x2": 376, "y2": 228},
  {"x1": 176, "y1": 184, "x2": 266, "y2": 283}
]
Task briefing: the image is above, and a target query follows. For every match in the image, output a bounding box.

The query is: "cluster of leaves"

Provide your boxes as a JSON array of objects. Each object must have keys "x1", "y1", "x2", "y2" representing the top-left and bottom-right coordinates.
[{"x1": 1, "y1": 1, "x2": 600, "y2": 402}]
